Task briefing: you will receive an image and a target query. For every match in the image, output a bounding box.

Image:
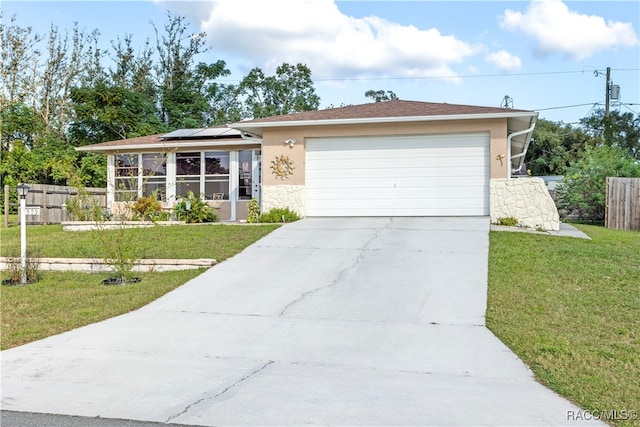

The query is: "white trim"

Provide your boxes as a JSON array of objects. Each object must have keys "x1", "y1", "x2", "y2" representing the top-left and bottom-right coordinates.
[
  {"x1": 76, "y1": 140, "x2": 258, "y2": 153},
  {"x1": 165, "y1": 152, "x2": 176, "y2": 204},
  {"x1": 106, "y1": 154, "x2": 115, "y2": 207},
  {"x1": 230, "y1": 111, "x2": 538, "y2": 134},
  {"x1": 229, "y1": 151, "x2": 238, "y2": 221}
]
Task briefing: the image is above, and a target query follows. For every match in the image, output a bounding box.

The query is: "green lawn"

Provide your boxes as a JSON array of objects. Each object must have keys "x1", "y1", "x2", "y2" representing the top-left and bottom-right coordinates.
[
  {"x1": 1, "y1": 222, "x2": 279, "y2": 349},
  {"x1": 1, "y1": 270, "x2": 204, "y2": 349},
  {"x1": 0, "y1": 222, "x2": 280, "y2": 260},
  {"x1": 487, "y1": 225, "x2": 640, "y2": 427}
]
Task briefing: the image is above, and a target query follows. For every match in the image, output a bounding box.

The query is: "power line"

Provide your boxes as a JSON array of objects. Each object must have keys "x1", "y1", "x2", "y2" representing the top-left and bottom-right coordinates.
[
  {"x1": 312, "y1": 68, "x2": 640, "y2": 83},
  {"x1": 534, "y1": 102, "x2": 599, "y2": 112}
]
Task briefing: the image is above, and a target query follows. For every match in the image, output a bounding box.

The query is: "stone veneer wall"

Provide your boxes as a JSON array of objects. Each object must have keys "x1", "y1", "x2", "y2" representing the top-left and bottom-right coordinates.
[
  {"x1": 490, "y1": 178, "x2": 560, "y2": 231},
  {"x1": 262, "y1": 185, "x2": 306, "y2": 217}
]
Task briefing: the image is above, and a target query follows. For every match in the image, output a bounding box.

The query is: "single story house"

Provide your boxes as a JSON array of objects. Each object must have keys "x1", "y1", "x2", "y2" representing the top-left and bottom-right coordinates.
[{"x1": 77, "y1": 100, "x2": 560, "y2": 229}]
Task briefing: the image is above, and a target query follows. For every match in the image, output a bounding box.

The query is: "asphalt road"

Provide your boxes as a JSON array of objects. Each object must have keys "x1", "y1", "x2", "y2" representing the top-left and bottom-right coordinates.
[{"x1": 1, "y1": 411, "x2": 208, "y2": 427}]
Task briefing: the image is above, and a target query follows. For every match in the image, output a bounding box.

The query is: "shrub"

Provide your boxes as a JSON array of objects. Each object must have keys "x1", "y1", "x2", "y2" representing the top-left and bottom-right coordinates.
[
  {"x1": 557, "y1": 145, "x2": 640, "y2": 221},
  {"x1": 131, "y1": 194, "x2": 162, "y2": 221},
  {"x1": 247, "y1": 198, "x2": 260, "y2": 223},
  {"x1": 175, "y1": 192, "x2": 219, "y2": 223},
  {"x1": 258, "y1": 207, "x2": 300, "y2": 223},
  {"x1": 2, "y1": 248, "x2": 42, "y2": 284},
  {"x1": 496, "y1": 217, "x2": 519, "y2": 227},
  {"x1": 66, "y1": 193, "x2": 103, "y2": 221}
]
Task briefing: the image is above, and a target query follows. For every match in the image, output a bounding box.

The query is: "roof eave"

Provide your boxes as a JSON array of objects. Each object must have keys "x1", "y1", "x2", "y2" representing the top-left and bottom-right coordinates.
[
  {"x1": 229, "y1": 111, "x2": 538, "y2": 136},
  {"x1": 75, "y1": 139, "x2": 259, "y2": 154}
]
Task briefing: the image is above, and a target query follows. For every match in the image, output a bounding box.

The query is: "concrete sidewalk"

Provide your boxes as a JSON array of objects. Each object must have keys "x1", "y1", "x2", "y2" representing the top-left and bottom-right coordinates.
[{"x1": 1, "y1": 217, "x2": 601, "y2": 426}]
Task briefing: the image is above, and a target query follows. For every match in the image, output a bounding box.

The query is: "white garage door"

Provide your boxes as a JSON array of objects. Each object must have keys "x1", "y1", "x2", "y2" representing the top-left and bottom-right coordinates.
[{"x1": 305, "y1": 133, "x2": 490, "y2": 216}]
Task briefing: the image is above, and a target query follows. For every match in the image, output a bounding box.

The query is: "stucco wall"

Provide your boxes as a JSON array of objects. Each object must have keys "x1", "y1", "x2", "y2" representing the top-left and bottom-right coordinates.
[
  {"x1": 262, "y1": 185, "x2": 306, "y2": 216},
  {"x1": 490, "y1": 178, "x2": 560, "y2": 231},
  {"x1": 259, "y1": 118, "x2": 511, "y2": 215},
  {"x1": 260, "y1": 118, "x2": 511, "y2": 186}
]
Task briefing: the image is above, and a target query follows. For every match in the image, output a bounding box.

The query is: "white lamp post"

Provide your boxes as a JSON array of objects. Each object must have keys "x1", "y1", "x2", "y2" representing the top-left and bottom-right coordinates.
[{"x1": 17, "y1": 183, "x2": 29, "y2": 285}]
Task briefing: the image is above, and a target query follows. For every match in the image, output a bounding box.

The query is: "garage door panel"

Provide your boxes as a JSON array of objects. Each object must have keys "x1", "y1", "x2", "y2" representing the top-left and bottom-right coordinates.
[
  {"x1": 308, "y1": 187, "x2": 487, "y2": 202},
  {"x1": 308, "y1": 206, "x2": 487, "y2": 217},
  {"x1": 306, "y1": 134, "x2": 489, "y2": 217},
  {"x1": 308, "y1": 148, "x2": 488, "y2": 163},
  {"x1": 307, "y1": 167, "x2": 488, "y2": 181},
  {"x1": 307, "y1": 135, "x2": 485, "y2": 151},
  {"x1": 306, "y1": 176, "x2": 487, "y2": 190},
  {"x1": 308, "y1": 158, "x2": 486, "y2": 172}
]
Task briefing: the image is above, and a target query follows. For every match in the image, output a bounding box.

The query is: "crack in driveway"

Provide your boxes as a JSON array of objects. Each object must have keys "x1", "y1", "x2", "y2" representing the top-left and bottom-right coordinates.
[
  {"x1": 164, "y1": 360, "x2": 274, "y2": 423},
  {"x1": 279, "y1": 218, "x2": 394, "y2": 317}
]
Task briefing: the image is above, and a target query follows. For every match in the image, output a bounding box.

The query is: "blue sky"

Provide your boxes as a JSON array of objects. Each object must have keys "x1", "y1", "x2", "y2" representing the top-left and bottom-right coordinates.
[{"x1": 3, "y1": 0, "x2": 639, "y2": 124}]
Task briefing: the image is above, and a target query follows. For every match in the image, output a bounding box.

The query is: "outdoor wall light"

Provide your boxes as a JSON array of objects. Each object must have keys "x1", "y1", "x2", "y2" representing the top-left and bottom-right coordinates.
[
  {"x1": 284, "y1": 138, "x2": 296, "y2": 148},
  {"x1": 17, "y1": 183, "x2": 29, "y2": 199}
]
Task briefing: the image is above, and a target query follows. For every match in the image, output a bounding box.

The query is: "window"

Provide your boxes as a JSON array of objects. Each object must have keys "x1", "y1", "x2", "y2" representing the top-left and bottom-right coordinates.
[
  {"x1": 176, "y1": 152, "x2": 202, "y2": 198},
  {"x1": 114, "y1": 154, "x2": 138, "y2": 201},
  {"x1": 204, "y1": 151, "x2": 230, "y2": 200},
  {"x1": 142, "y1": 153, "x2": 167, "y2": 199},
  {"x1": 176, "y1": 151, "x2": 230, "y2": 200},
  {"x1": 114, "y1": 153, "x2": 167, "y2": 201}
]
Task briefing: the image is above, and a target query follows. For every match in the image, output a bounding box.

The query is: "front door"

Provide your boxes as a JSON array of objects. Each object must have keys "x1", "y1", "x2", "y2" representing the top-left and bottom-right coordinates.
[{"x1": 252, "y1": 149, "x2": 262, "y2": 204}]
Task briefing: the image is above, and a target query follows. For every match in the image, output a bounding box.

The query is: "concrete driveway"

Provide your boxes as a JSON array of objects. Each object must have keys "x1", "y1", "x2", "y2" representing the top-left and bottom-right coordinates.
[{"x1": 1, "y1": 217, "x2": 599, "y2": 426}]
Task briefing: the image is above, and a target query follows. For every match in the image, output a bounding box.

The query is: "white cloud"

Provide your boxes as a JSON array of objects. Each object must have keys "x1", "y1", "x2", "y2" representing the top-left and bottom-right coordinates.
[
  {"x1": 162, "y1": 0, "x2": 483, "y2": 80},
  {"x1": 486, "y1": 50, "x2": 522, "y2": 71},
  {"x1": 500, "y1": 0, "x2": 639, "y2": 60}
]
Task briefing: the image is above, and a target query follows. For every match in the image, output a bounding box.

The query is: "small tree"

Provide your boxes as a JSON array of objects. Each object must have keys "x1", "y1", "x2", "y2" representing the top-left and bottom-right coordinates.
[{"x1": 557, "y1": 145, "x2": 640, "y2": 221}]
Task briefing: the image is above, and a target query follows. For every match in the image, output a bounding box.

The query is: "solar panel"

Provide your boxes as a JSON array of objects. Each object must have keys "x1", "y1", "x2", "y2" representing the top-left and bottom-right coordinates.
[
  {"x1": 191, "y1": 127, "x2": 241, "y2": 137},
  {"x1": 161, "y1": 127, "x2": 242, "y2": 140},
  {"x1": 161, "y1": 129, "x2": 204, "y2": 138}
]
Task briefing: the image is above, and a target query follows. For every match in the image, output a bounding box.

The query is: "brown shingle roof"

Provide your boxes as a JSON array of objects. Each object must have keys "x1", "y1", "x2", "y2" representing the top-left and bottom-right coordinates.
[
  {"x1": 75, "y1": 126, "x2": 250, "y2": 152},
  {"x1": 77, "y1": 134, "x2": 166, "y2": 149},
  {"x1": 237, "y1": 99, "x2": 533, "y2": 124}
]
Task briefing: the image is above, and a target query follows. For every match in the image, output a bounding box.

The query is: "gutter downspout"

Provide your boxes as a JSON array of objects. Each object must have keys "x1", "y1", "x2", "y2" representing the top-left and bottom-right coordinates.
[
  {"x1": 507, "y1": 119, "x2": 537, "y2": 178},
  {"x1": 239, "y1": 131, "x2": 262, "y2": 143}
]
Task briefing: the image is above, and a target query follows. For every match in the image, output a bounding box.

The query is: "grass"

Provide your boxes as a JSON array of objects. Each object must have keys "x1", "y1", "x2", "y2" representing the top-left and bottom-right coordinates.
[
  {"x1": 1, "y1": 222, "x2": 279, "y2": 349},
  {"x1": 0, "y1": 222, "x2": 280, "y2": 260},
  {"x1": 1, "y1": 270, "x2": 203, "y2": 349},
  {"x1": 487, "y1": 225, "x2": 640, "y2": 427}
]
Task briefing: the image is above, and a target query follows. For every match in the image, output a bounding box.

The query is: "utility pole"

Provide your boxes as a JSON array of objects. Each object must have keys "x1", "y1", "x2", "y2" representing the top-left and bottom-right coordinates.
[{"x1": 605, "y1": 67, "x2": 611, "y2": 117}]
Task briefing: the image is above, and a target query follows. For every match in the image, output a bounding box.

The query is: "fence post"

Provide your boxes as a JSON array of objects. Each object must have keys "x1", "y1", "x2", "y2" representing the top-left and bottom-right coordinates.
[
  {"x1": 4, "y1": 184, "x2": 8, "y2": 228},
  {"x1": 42, "y1": 188, "x2": 48, "y2": 225}
]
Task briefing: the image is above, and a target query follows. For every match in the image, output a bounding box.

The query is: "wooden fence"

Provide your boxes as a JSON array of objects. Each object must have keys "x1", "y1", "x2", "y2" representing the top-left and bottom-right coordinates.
[
  {"x1": 605, "y1": 177, "x2": 640, "y2": 231},
  {"x1": 4, "y1": 184, "x2": 107, "y2": 226}
]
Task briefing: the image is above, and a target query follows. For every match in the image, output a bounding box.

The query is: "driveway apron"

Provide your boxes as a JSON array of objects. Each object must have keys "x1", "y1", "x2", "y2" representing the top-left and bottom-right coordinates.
[{"x1": 1, "y1": 217, "x2": 600, "y2": 426}]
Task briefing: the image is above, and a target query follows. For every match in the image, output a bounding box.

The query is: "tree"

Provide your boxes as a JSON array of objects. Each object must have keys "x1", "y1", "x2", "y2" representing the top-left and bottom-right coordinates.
[
  {"x1": 109, "y1": 34, "x2": 155, "y2": 97},
  {"x1": 0, "y1": 102, "x2": 43, "y2": 151},
  {"x1": 239, "y1": 63, "x2": 320, "y2": 118},
  {"x1": 69, "y1": 82, "x2": 165, "y2": 144},
  {"x1": 0, "y1": 14, "x2": 42, "y2": 110},
  {"x1": 208, "y1": 82, "x2": 243, "y2": 125},
  {"x1": 365, "y1": 89, "x2": 398, "y2": 102},
  {"x1": 526, "y1": 119, "x2": 594, "y2": 176},
  {"x1": 557, "y1": 145, "x2": 640, "y2": 221},
  {"x1": 152, "y1": 12, "x2": 209, "y2": 128},
  {"x1": 580, "y1": 109, "x2": 640, "y2": 160}
]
